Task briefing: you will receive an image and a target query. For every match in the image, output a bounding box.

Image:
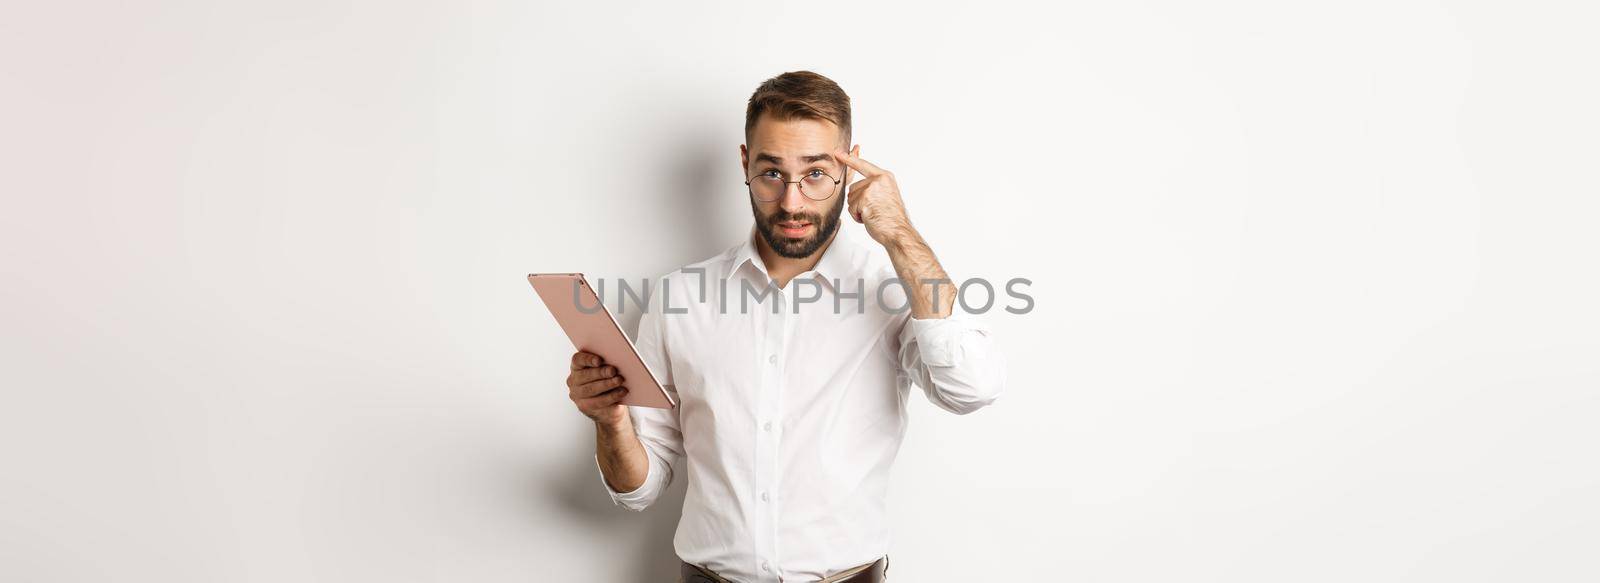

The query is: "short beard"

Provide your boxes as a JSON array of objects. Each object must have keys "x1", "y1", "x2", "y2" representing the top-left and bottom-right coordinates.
[{"x1": 750, "y1": 193, "x2": 845, "y2": 260}]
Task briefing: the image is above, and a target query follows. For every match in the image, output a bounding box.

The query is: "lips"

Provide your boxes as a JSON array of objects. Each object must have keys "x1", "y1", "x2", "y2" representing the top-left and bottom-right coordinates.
[{"x1": 778, "y1": 221, "x2": 812, "y2": 237}]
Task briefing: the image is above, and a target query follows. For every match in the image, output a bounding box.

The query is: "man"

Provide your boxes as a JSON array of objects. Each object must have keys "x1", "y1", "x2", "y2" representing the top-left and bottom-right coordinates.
[{"x1": 564, "y1": 71, "x2": 1006, "y2": 582}]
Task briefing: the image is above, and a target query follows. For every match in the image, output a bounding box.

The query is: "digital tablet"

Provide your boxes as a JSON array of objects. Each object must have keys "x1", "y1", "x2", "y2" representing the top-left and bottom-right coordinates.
[{"x1": 528, "y1": 273, "x2": 676, "y2": 409}]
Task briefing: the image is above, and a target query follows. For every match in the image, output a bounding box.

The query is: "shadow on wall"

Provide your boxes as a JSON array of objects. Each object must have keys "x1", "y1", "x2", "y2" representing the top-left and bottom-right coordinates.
[
  {"x1": 539, "y1": 129, "x2": 733, "y2": 581},
  {"x1": 617, "y1": 114, "x2": 747, "y2": 336},
  {"x1": 548, "y1": 423, "x2": 690, "y2": 580}
]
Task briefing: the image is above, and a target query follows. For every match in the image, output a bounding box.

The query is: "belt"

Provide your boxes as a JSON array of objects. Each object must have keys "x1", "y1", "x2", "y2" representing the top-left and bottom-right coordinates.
[{"x1": 679, "y1": 556, "x2": 887, "y2": 583}]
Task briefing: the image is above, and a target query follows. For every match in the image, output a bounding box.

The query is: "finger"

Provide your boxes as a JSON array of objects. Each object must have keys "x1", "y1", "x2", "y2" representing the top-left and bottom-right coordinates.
[
  {"x1": 846, "y1": 178, "x2": 870, "y2": 223},
  {"x1": 569, "y1": 365, "x2": 618, "y2": 386},
  {"x1": 833, "y1": 147, "x2": 883, "y2": 177},
  {"x1": 570, "y1": 351, "x2": 603, "y2": 371},
  {"x1": 847, "y1": 177, "x2": 871, "y2": 193},
  {"x1": 576, "y1": 387, "x2": 629, "y2": 410},
  {"x1": 570, "y1": 365, "x2": 616, "y2": 387},
  {"x1": 573, "y1": 374, "x2": 626, "y2": 398}
]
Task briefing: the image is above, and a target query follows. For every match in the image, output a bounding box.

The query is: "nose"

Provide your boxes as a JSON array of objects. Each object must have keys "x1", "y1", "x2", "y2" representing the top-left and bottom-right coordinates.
[{"x1": 779, "y1": 181, "x2": 807, "y2": 214}]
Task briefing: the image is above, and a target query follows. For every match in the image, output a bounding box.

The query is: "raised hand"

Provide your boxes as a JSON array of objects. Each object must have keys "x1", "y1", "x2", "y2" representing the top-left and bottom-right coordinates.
[{"x1": 833, "y1": 146, "x2": 914, "y2": 247}]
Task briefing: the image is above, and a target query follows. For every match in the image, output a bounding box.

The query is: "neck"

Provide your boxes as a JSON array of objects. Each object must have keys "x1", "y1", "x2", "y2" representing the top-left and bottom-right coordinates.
[{"x1": 754, "y1": 226, "x2": 839, "y2": 288}]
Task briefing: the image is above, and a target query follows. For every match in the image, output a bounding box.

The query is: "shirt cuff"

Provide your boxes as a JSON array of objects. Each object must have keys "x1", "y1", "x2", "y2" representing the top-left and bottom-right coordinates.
[
  {"x1": 593, "y1": 453, "x2": 653, "y2": 509},
  {"x1": 905, "y1": 311, "x2": 992, "y2": 367}
]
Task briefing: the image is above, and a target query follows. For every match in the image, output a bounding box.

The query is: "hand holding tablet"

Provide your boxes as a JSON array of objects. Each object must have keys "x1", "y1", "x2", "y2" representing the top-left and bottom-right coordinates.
[{"x1": 529, "y1": 273, "x2": 676, "y2": 410}]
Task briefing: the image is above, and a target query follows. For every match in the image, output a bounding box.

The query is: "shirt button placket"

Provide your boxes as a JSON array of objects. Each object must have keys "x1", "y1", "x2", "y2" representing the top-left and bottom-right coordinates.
[{"x1": 754, "y1": 290, "x2": 785, "y2": 581}]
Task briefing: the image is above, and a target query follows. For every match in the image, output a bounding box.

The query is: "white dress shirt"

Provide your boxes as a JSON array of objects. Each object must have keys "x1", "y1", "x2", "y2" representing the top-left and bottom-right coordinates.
[{"x1": 595, "y1": 225, "x2": 1006, "y2": 582}]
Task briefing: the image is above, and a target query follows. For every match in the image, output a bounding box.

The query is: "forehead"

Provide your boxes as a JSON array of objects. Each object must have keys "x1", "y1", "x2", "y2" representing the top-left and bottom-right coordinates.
[{"x1": 748, "y1": 114, "x2": 842, "y2": 160}]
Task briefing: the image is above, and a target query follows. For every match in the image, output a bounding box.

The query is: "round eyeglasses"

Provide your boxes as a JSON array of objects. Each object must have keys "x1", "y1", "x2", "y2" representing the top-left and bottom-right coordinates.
[{"x1": 745, "y1": 169, "x2": 842, "y2": 202}]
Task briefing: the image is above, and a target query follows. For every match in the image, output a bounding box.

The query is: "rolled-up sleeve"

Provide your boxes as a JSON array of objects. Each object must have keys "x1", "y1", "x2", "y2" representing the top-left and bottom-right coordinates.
[
  {"x1": 594, "y1": 403, "x2": 680, "y2": 510},
  {"x1": 897, "y1": 310, "x2": 1007, "y2": 415},
  {"x1": 595, "y1": 276, "x2": 683, "y2": 511}
]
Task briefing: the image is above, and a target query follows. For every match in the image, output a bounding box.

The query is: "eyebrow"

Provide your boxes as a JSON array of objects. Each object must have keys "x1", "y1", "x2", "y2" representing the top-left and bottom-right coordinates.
[{"x1": 753, "y1": 152, "x2": 836, "y2": 166}]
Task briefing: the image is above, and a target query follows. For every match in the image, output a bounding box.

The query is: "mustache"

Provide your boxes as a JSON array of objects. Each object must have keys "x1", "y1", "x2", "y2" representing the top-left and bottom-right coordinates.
[{"x1": 768, "y1": 211, "x2": 821, "y2": 225}]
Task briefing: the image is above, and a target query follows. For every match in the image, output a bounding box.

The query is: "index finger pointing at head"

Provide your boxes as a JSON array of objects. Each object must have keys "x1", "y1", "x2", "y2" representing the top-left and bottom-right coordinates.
[{"x1": 833, "y1": 149, "x2": 883, "y2": 177}]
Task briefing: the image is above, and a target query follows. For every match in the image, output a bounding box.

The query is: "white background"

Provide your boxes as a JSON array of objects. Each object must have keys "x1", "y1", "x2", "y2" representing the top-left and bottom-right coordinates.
[{"x1": 2, "y1": 1, "x2": 1597, "y2": 581}]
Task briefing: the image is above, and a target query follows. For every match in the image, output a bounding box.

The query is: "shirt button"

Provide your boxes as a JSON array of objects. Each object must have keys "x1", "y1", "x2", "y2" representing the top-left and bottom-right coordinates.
[
  {"x1": 763, "y1": 421, "x2": 772, "y2": 432},
  {"x1": 761, "y1": 490, "x2": 769, "y2": 502},
  {"x1": 768, "y1": 354, "x2": 777, "y2": 365},
  {"x1": 761, "y1": 560, "x2": 771, "y2": 572}
]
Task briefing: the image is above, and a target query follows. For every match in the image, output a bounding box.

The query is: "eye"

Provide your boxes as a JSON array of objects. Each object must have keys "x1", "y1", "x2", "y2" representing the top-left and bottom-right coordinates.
[
  {"x1": 806, "y1": 169, "x2": 827, "y2": 179},
  {"x1": 760, "y1": 169, "x2": 783, "y2": 179}
]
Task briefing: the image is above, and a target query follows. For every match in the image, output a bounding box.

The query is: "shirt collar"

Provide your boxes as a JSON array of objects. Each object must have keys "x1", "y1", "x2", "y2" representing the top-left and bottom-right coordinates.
[{"x1": 725, "y1": 224, "x2": 863, "y2": 294}]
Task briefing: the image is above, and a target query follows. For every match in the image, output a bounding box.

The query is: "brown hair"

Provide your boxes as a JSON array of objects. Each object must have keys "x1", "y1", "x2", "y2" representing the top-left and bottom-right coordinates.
[{"x1": 744, "y1": 71, "x2": 852, "y2": 146}]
